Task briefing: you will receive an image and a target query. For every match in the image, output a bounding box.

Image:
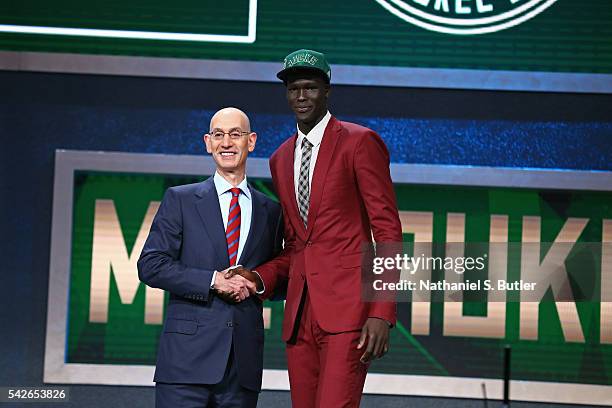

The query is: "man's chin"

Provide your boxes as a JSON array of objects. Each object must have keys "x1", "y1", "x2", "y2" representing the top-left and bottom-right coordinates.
[
  {"x1": 213, "y1": 161, "x2": 237, "y2": 171},
  {"x1": 294, "y1": 111, "x2": 313, "y2": 122},
  {"x1": 216, "y1": 163, "x2": 247, "y2": 174}
]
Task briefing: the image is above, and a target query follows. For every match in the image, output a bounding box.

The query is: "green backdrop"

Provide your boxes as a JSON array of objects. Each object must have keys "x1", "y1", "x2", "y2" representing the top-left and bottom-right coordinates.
[
  {"x1": 2, "y1": 0, "x2": 611, "y2": 73},
  {"x1": 66, "y1": 170, "x2": 612, "y2": 387}
]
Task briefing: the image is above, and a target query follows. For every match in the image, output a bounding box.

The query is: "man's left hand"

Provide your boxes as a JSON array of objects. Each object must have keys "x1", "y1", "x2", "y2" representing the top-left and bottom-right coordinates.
[
  {"x1": 224, "y1": 266, "x2": 264, "y2": 293},
  {"x1": 357, "y1": 317, "x2": 390, "y2": 364},
  {"x1": 214, "y1": 267, "x2": 254, "y2": 303}
]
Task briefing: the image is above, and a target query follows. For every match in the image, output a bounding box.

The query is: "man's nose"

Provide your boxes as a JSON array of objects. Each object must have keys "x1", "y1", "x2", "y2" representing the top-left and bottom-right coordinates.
[
  {"x1": 221, "y1": 133, "x2": 233, "y2": 147},
  {"x1": 297, "y1": 89, "x2": 307, "y2": 100}
]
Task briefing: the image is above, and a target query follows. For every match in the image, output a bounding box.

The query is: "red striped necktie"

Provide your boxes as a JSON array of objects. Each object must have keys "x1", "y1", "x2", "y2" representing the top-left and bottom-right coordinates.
[{"x1": 226, "y1": 187, "x2": 241, "y2": 266}]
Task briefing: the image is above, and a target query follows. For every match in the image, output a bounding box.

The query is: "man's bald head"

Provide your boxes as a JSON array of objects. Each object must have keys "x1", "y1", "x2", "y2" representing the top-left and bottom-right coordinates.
[
  {"x1": 209, "y1": 107, "x2": 251, "y2": 133},
  {"x1": 204, "y1": 107, "x2": 257, "y2": 184}
]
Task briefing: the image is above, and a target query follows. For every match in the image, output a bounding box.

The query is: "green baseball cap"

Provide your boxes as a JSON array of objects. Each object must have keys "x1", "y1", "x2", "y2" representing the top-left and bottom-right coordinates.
[{"x1": 277, "y1": 49, "x2": 331, "y2": 83}]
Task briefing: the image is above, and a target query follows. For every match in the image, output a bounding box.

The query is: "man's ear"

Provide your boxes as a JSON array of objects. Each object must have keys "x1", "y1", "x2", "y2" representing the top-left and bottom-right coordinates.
[
  {"x1": 248, "y1": 132, "x2": 257, "y2": 153},
  {"x1": 203, "y1": 134, "x2": 213, "y2": 154}
]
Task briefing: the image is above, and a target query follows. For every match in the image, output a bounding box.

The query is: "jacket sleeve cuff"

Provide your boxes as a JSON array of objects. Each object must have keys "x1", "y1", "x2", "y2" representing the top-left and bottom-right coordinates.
[
  {"x1": 368, "y1": 302, "x2": 397, "y2": 327},
  {"x1": 253, "y1": 271, "x2": 265, "y2": 294}
]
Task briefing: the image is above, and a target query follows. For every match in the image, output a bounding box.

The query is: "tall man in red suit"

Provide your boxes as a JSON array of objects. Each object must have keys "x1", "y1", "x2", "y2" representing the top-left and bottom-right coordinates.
[{"x1": 228, "y1": 49, "x2": 402, "y2": 407}]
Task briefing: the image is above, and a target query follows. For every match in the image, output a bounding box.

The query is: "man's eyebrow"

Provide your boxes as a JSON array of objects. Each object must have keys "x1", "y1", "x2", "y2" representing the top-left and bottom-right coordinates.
[{"x1": 209, "y1": 127, "x2": 245, "y2": 132}]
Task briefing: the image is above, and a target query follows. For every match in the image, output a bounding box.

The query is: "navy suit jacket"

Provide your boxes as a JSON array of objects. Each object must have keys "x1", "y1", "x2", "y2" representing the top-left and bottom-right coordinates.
[{"x1": 137, "y1": 177, "x2": 283, "y2": 392}]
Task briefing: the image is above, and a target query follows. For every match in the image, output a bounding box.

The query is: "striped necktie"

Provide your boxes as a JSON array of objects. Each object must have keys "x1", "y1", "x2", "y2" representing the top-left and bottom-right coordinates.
[
  {"x1": 226, "y1": 187, "x2": 241, "y2": 266},
  {"x1": 298, "y1": 137, "x2": 313, "y2": 227}
]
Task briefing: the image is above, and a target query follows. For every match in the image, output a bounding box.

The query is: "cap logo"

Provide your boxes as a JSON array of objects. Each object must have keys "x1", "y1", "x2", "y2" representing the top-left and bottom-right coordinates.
[{"x1": 284, "y1": 53, "x2": 319, "y2": 69}]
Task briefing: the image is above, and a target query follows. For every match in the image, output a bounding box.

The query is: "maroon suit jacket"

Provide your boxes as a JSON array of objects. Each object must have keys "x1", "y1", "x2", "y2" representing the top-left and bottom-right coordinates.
[{"x1": 257, "y1": 116, "x2": 402, "y2": 341}]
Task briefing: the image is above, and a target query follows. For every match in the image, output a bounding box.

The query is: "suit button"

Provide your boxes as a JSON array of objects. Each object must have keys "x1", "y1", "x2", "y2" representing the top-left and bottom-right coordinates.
[{"x1": 227, "y1": 321, "x2": 234, "y2": 327}]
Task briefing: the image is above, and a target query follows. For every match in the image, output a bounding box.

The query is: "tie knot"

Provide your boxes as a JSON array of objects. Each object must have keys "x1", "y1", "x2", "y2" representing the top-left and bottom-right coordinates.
[
  {"x1": 301, "y1": 137, "x2": 313, "y2": 151},
  {"x1": 229, "y1": 187, "x2": 241, "y2": 197}
]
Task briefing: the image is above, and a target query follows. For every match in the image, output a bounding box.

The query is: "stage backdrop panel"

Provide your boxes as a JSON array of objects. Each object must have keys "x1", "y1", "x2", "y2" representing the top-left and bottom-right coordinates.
[
  {"x1": 44, "y1": 150, "x2": 612, "y2": 406},
  {"x1": 1, "y1": 0, "x2": 611, "y2": 92}
]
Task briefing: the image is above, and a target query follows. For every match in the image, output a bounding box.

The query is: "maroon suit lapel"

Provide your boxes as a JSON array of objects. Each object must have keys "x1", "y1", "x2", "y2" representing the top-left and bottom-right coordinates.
[
  {"x1": 305, "y1": 117, "x2": 342, "y2": 239},
  {"x1": 280, "y1": 133, "x2": 308, "y2": 239}
]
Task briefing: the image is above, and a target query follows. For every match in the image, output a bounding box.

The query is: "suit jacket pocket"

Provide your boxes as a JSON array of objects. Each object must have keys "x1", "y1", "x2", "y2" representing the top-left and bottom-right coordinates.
[
  {"x1": 164, "y1": 318, "x2": 198, "y2": 335},
  {"x1": 341, "y1": 251, "x2": 363, "y2": 269}
]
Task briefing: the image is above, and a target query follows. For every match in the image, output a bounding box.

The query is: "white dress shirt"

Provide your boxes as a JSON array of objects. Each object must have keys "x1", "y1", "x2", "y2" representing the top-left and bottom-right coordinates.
[
  {"x1": 210, "y1": 172, "x2": 252, "y2": 287},
  {"x1": 293, "y1": 111, "x2": 332, "y2": 203}
]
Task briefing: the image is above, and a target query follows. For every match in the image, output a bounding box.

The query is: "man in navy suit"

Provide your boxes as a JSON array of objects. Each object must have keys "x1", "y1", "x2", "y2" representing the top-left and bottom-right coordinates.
[{"x1": 138, "y1": 107, "x2": 283, "y2": 408}]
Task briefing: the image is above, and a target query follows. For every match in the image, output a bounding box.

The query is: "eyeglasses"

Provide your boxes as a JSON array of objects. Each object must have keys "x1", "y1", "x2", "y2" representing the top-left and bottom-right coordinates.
[{"x1": 209, "y1": 129, "x2": 250, "y2": 141}]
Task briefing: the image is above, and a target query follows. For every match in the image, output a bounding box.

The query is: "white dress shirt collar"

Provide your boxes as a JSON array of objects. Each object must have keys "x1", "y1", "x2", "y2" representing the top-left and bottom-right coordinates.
[
  {"x1": 296, "y1": 111, "x2": 331, "y2": 148},
  {"x1": 213, "y1": 171, "x2": 251, "y2": 200}
]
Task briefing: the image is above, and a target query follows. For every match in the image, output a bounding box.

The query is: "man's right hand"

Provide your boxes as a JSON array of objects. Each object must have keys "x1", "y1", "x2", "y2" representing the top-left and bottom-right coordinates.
[
  {"x1": 224, "y1": 266, "x2": 264, "y2": 293},
  {"x1": 213, "y1": 267, "x2": 256, "y2": 302}
]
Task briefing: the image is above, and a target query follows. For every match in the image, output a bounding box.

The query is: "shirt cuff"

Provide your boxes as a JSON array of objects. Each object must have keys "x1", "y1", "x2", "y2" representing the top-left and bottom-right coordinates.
[
  {"x1": 210, "y1": 271, "x2": 217, "y2": 289},
  {"x1": 253, "y1": 271, "x2": 265, "y2": 294}
]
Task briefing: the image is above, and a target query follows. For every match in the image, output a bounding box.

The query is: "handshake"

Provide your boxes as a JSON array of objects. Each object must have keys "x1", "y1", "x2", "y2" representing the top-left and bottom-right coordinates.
[{"x1": 213, "y1": 265, "x2": 264, "y2": 303}]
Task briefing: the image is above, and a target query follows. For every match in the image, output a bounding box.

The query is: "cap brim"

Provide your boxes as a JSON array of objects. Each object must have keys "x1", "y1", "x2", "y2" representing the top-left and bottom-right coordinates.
[{"x1": 276, "y1": 66, "x2": 330, "y2": 82}]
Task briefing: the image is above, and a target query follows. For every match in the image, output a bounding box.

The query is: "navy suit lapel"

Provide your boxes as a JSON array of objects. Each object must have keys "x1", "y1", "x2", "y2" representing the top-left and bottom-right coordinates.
[
  {"x1": 195, "y1": 177, "x2": 229, "y2": 270},
  {"x1": 238, "y1": 186, "x2": 267, "y2": 266}
]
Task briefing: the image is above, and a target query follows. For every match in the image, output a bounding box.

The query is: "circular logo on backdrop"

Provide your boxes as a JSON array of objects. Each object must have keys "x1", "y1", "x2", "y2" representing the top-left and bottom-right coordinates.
[{"x1": 374, "y1": 0, "x2": 558, "y2": 35}]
